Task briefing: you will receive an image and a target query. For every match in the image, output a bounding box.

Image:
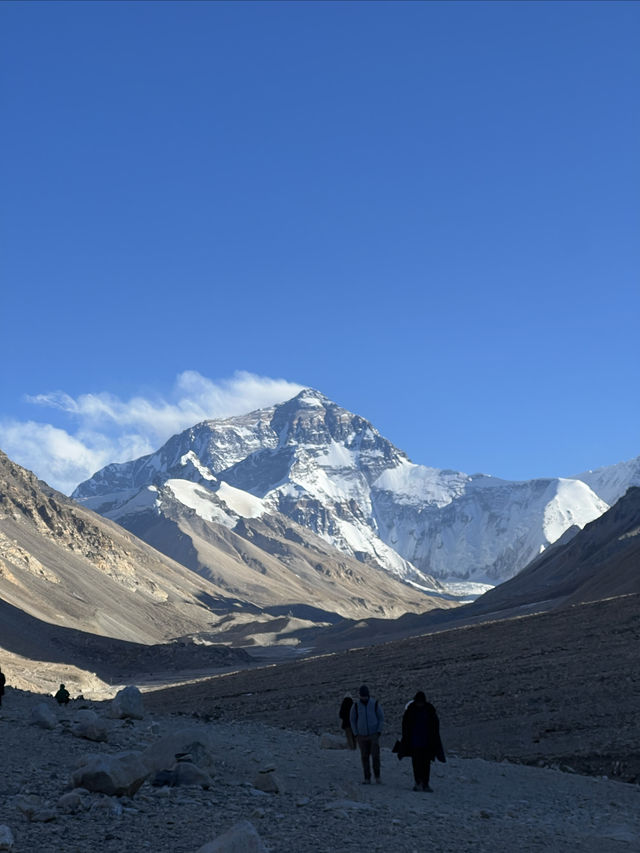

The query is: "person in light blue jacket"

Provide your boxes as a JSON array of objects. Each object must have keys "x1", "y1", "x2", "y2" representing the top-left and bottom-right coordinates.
[{"x1": 349, "y1": 684, "x2": 384, "y2": 783}]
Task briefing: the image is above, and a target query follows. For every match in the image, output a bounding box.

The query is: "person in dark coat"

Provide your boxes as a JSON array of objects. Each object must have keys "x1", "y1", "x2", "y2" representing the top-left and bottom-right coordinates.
[
  {"x1": 54, "y1": 684, "x2": 70, "y2": 705},
  {"x1": 0, "y1": 667, "x2": 5, "y2": 707},
  {"x1": 339, "y1": 695, "x2": 356, "y2": 749},
  {"x1": 401, "y1": 690, "x2": 445, "y2": 791}
]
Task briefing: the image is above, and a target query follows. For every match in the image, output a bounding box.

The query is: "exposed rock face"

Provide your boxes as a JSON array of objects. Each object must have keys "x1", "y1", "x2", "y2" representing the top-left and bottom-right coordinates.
[
  {"x1": 0, "y1": 449, "x2": 242, "y2": 644},
  {"x1": 74, "y1": 389, "x2": 622, "y2": 586}
]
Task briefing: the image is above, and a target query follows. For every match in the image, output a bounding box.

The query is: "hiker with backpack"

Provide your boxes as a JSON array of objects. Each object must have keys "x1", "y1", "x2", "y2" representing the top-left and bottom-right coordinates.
[{"x1": 350, "y1": 684, "x2": 384, "y2": 784}]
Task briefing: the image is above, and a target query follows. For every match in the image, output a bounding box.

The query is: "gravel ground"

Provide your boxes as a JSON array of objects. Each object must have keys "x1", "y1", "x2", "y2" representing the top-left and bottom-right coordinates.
[
  {"x1": 0, "y1": 688, "x2": 638, "y2": 853},
  {"x1": 146, "y1": 595, "x2": 640, "y2": 783}
]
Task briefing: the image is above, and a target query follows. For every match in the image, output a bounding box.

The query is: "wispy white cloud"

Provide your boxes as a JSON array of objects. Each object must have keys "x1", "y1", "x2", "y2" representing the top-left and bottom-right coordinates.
[{"x1": 1, "y1": 371, "x2": 304, "y2": 495}]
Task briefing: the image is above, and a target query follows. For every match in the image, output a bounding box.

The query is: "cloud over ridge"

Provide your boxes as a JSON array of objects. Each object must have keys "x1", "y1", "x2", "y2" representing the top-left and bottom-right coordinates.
[{"x1": 1, "y1": 371, "x2": 304, "y2": 494}]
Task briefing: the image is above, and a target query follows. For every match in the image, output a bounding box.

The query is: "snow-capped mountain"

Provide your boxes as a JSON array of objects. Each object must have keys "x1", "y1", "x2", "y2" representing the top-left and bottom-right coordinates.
[
  {"x1": 74, "y1": 389, "x2": 628, "y2": 588},
  {"x1": 573, "y1": 456, "x2": 640, "y2": 506}
]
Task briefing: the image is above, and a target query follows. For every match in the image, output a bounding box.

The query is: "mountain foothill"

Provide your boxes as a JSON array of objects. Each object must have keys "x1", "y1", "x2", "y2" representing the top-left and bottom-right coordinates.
[{"x1": 0, "y1": 388, "x2": 638, "y2": 790}]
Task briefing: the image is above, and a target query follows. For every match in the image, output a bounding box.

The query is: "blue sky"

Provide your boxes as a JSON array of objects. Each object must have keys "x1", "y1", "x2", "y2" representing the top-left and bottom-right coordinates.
[{"x1": 1, "y1": 0, "x2": 638, "y2": 494}]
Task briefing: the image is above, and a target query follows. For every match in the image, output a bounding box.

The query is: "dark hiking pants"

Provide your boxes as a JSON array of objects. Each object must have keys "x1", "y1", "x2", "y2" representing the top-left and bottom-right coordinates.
[
  {"x1": 357, "y1": 734, "x2": 381, "y2": 780},
  {"x1": 411, "y1": 747, "x2": 431, "y2": 787}
]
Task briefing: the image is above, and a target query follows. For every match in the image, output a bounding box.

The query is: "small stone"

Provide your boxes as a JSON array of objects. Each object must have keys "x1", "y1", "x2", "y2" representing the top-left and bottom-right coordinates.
[
  {"x1": 253, "y1": 771, "x2": 282, "y2": 794},
  {"x1": 57, "y1": 790, "x2": 86, "y2": 814},
  {"x1": 320, "y1": 733, "x2": 347, "y2": 750},
  {"x1": 0, "y1": 826, "x2": 14, "y2": 851},
  {"x1": 31, "y1": 809, "x2": 56, "y2": 823}
]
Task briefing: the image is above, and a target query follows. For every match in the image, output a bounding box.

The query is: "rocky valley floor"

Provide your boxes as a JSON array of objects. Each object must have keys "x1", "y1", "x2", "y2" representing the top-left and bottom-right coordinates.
[
  {"x1": 146, "y1": 594, "x2": 640, "y2": 783},
  {"x1": 0, "y1": 687, "x2": 638, "y2": 853}
]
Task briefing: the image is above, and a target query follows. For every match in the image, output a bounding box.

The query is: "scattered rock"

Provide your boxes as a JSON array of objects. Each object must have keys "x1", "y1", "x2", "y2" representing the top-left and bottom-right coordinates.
[
  {"x1": 15, "y1": 794, "x2": 56, "y2": 822},
  {"x1": 110, "y1": 685, "x2": 144, "y2": 720},
  {"x1": 195, "y1": 819, "x2": 268, "y2": 853},
  {"x1": 253, "y1": 770, "x2": 282, "y2": 794},
  {"x1": 152, "y1": 761, "x2": 212, "y2": 788},
  {"x1": 141, "y1": 728, "x2": 215, "y2": 776},
  {"x1": 71, "y1": 709, "x2": 108, "y2": 742},
  {"x1": 0, "y1": 826, "x2": 14, "y2": 851},
  {"x1": 172, "y1": 761, "x2": 212, "y2": 788},
  {"x1": 57, "y1": 789, "x2": 88, "y2": 814},
  {"x1": 72, "y1": 751, "x2": 148, "y2": 797},
  {"x1": 30, "y1": 702, "x2": 56, "y2": 730},
  {"x1": 320, "y1": 733, "x2": 347, "y2": 750},
  {"x1": 324, "y1": 799, "x2": 374, "y2": 811}
]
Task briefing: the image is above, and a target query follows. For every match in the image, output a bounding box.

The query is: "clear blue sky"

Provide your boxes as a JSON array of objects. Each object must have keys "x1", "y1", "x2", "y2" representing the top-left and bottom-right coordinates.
[{"x1": 1, "y1": 0, "x2": 638, "y2": 493}]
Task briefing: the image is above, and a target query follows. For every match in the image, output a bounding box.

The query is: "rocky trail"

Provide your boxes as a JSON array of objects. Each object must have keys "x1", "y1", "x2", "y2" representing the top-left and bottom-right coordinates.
[{"x1": 0, "y1": 687, "x2": 638, "y2": 853}]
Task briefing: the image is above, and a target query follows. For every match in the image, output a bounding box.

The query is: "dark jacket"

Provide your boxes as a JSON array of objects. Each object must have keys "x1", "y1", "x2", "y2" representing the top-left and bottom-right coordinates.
[
  {"x1": 339, "y1": 697, "x2": 353, "y2": 730},
  {"x1": 401, "y1": 700, "x2": 445, "y2": 763}
]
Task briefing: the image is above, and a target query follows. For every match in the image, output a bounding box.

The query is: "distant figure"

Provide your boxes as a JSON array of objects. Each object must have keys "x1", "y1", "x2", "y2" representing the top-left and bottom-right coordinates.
[
  {"x1": 0, "y1": 666, "x2": 5, "y2": 707},
  {"x1": 350, "y1": 684, "x2": 384, "y2": 784},
  {"x1": 339, "y1": 695, "x2": 356, "y2": 749},
  {"x1": 54, "y1": 683, "x2": 70, "y2": 705},
  {"x1": 400, "y1": 690, "x2": 445, "y2": 792}
]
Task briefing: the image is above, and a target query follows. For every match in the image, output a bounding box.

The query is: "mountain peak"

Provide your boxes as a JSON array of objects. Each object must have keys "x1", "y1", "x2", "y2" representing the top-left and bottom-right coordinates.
[{"x1": 288, "y1": 387, "x2": 331, "y2": 408}]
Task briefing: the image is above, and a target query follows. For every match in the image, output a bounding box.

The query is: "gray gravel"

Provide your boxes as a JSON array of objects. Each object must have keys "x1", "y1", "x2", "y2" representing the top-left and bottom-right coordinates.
[{"x1": 0, "y1": 689, "x2": 638, "y2": 853}]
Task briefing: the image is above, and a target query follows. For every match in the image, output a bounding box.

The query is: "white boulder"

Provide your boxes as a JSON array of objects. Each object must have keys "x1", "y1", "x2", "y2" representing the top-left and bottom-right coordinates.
[{"x1": 110, "y1": 685, "x2": 144, "y2": 720}]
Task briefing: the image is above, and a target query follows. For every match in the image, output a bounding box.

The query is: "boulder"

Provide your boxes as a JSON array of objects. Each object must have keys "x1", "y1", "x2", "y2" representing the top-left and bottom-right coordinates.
[
  {"x1": 30, "y1": 702, "x2": 56, "y2": 730},
  {"x1": 0, "y1": 825, "x2": 14, "y2": 851},
  {"x1": 141, "y1": 727, "x2": 215, "y2": 775},
  {"x1": 151, "y1": 762, "x2": 212, "y2": 789},
  {"x1": 320, "y1": 732, "x2": 348, "y2": 749},
  {"x1": 195, "y1": 820, "x2": 268, "y2": 853},
  {"x1": 71, "y1": 709, "x2": 108, "y2": 742},
  {"x1": 252, "y1": 770, "x2": 282, "y2": 794},
  {"x1": 15, "y1": 795, "x2": 56, "y2": 822},
  {"x1": 110, "y1": 685, "x2": 144, "y2": 720},
  {"x1": 72, "y1": 751, "x2": 148, "y2": 797},
  {"x1": 57, "y1": 789, "x2": 88, "y2": 815},
  {"x1": 172, "y1": 761, "x2": 212, "y2": 788}
]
